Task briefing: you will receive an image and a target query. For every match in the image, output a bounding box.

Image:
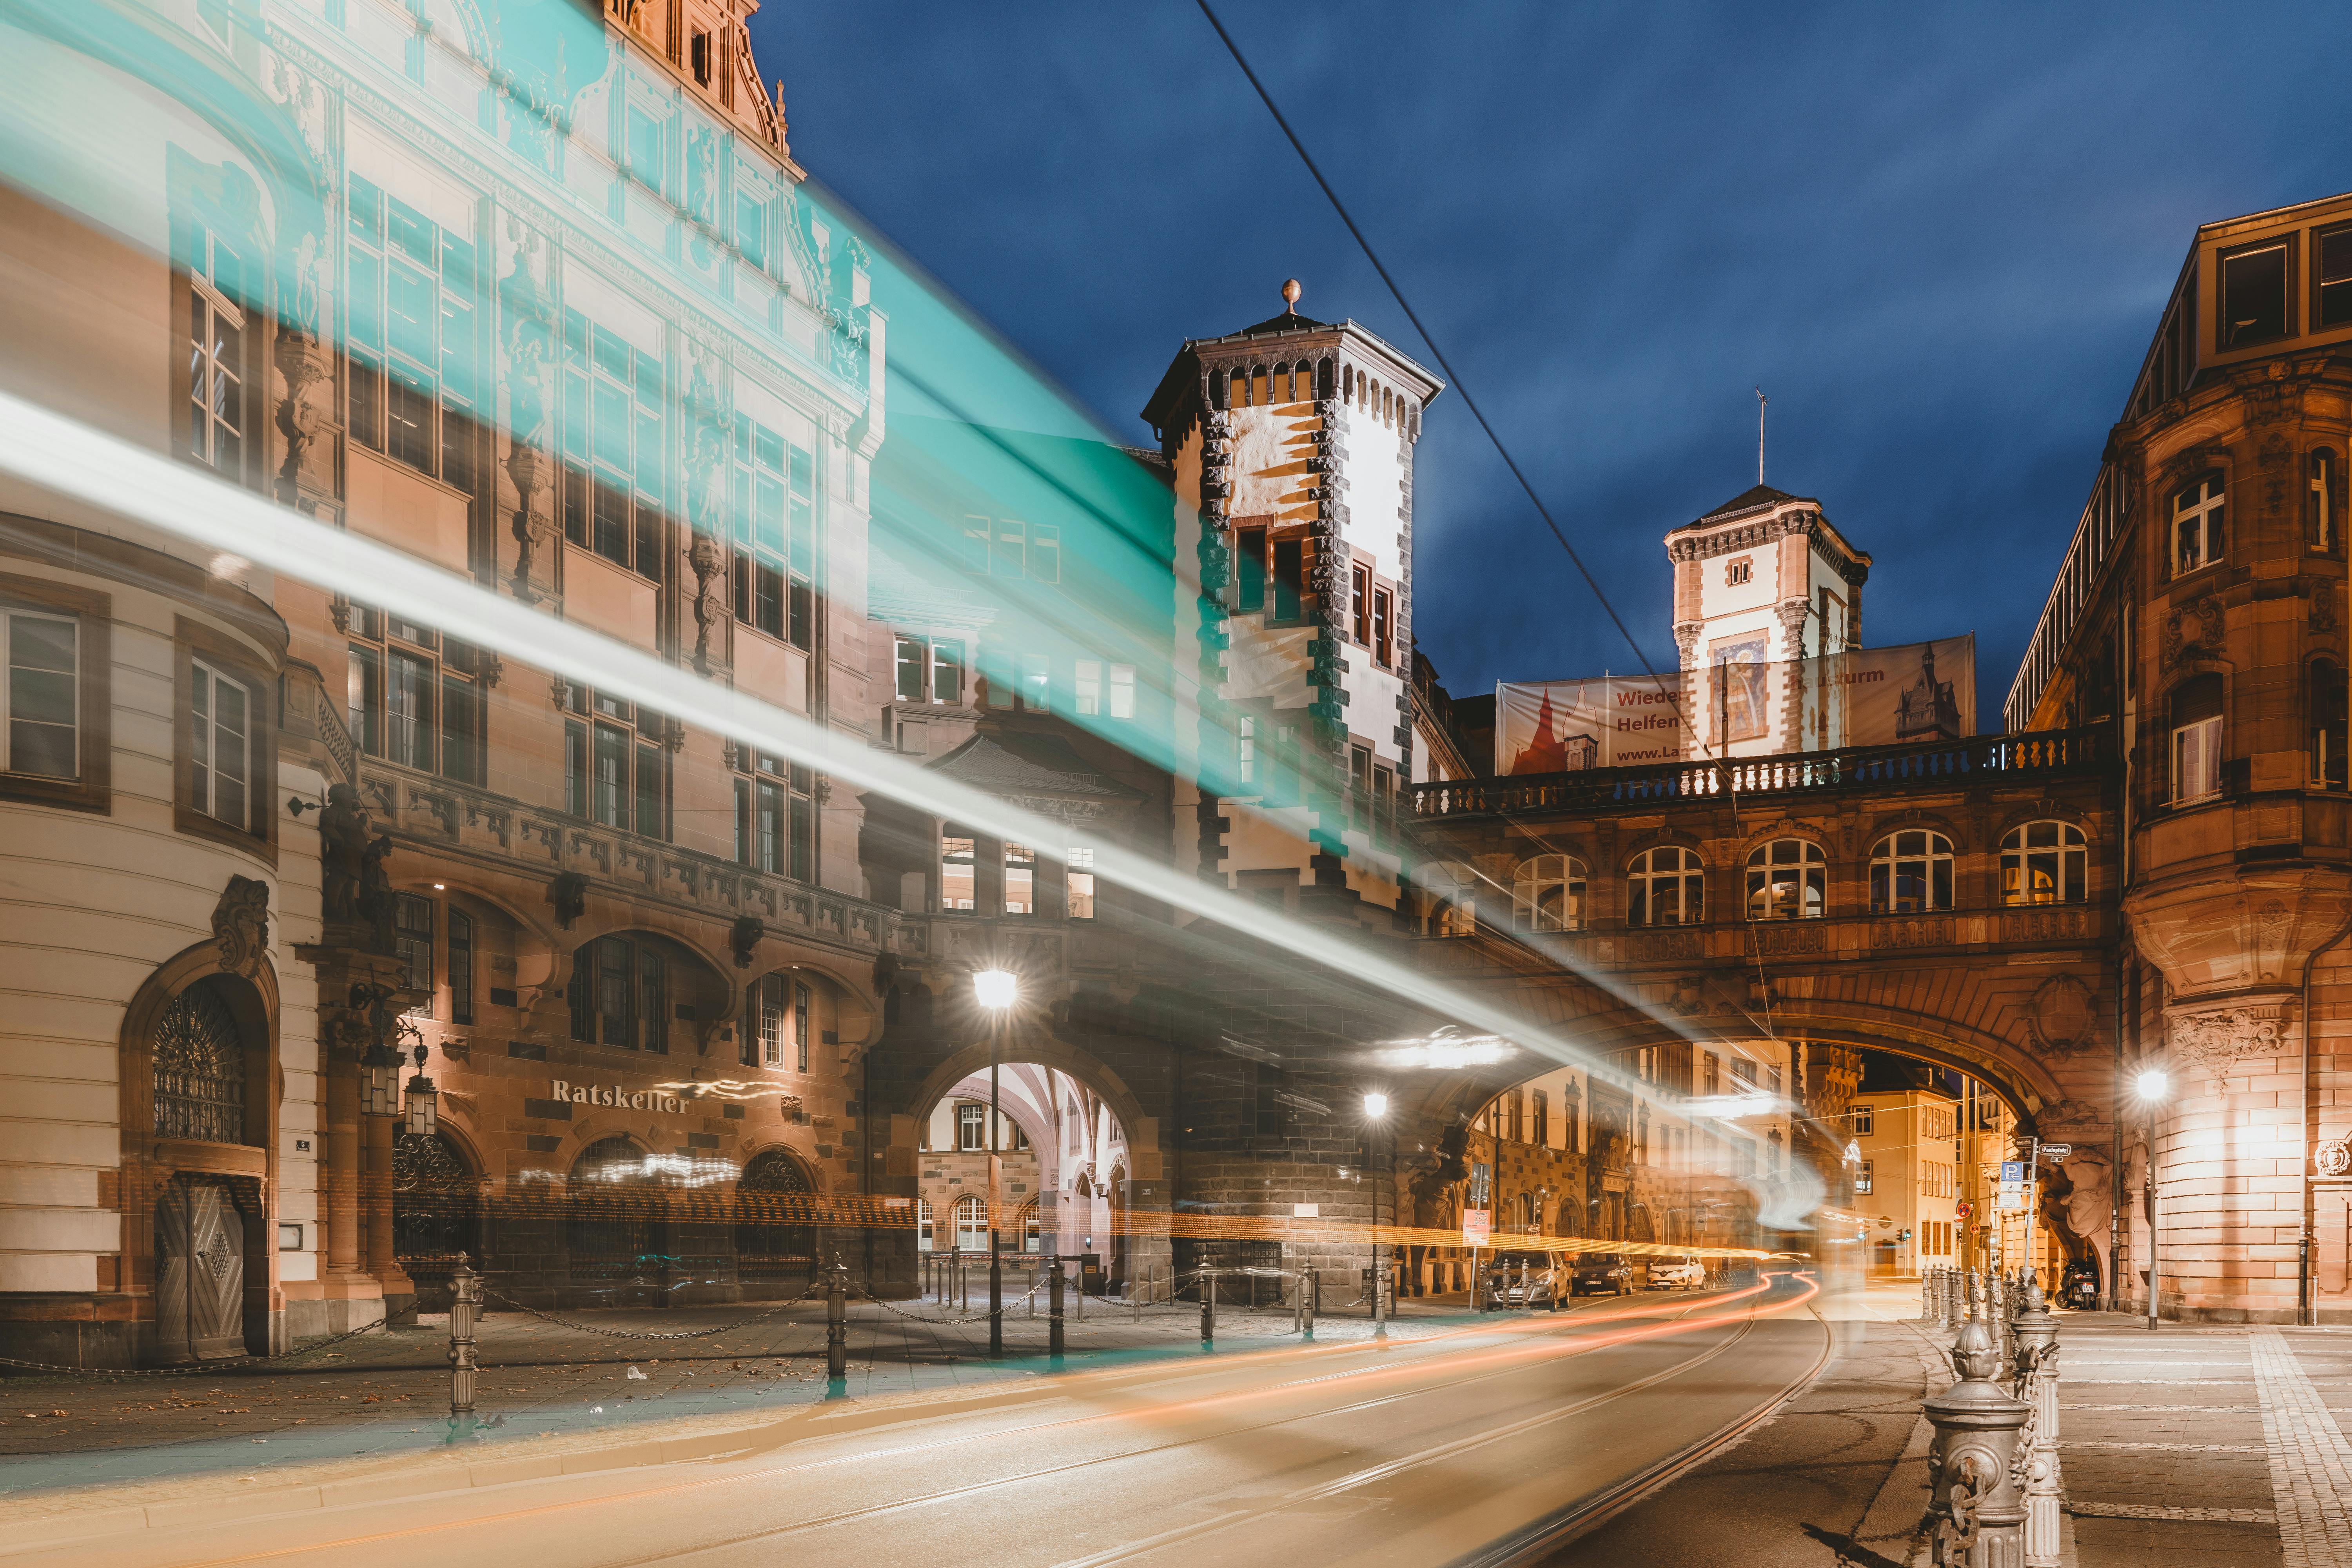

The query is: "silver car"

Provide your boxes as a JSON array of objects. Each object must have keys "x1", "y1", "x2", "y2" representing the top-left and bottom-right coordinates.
[{"x1": 1646, "y1": 1255, "x2": 1705, "y2": 1289}]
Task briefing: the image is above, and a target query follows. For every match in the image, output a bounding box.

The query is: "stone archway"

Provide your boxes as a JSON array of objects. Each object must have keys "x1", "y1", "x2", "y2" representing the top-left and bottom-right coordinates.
[
  {"x1": 735, "y1": 1146, "x2": 818, "y2": 1299},
  {"x1": 392, "y1": 1128, "x2": 480, "y2": 1310}
]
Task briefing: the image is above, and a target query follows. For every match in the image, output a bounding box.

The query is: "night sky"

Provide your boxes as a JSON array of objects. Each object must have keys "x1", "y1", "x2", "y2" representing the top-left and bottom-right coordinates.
[{"x1": 753, "y1": 3, "x2": 2350, "y2": 717}]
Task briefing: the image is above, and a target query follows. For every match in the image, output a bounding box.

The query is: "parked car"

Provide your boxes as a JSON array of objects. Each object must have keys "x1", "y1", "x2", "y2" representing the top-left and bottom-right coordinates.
[
  {"x1": 1645, "y1": 1255, "x2": 1705, "y2": 1289},
  {"x1": 1483, "y1": 1250, "x2": 1564, "y2": 1308},
  {"x1": 1567, "y1": 1252, "x2": 1637, "y2": 1297}
]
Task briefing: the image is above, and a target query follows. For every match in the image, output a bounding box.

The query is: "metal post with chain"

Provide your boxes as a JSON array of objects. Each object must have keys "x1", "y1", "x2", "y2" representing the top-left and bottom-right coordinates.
[
  {"x1": 826, "y1": 1252, "x2": 849, "y2": 1387},
  {"x1": 446, "y1": 1252, "x2": 481, "y2": 1441},
  {"x1": 1049, "y1": 1251, "x2": 1066, "y2": 1361}
]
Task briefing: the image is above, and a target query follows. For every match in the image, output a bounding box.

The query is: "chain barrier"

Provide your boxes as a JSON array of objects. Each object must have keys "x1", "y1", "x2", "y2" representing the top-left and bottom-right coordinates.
[
  {"x1": 1936, "y1": 1463, "x2": 1987, "y2": 1559},
  {"x1": 862, "y1": 1269, "x2": 1051, "y2": 1326},
  {"x1": 479, "y1": 1280, "x2": 820, "y2": 1341},
  {"x1": 0, "y1": 1316, "x2": 390, "y2": 1379}
]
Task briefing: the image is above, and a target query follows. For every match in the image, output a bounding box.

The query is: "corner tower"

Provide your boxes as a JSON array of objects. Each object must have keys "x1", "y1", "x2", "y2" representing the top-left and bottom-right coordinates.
[{"x1": 1142, "y1": 283, "x2": 1442, "y2": 913}]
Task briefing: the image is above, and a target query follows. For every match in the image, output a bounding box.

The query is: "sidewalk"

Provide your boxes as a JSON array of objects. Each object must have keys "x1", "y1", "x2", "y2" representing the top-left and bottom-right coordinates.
[{"x1": 0, "y1": 1285, "x2": 1420, "y2": 1508}]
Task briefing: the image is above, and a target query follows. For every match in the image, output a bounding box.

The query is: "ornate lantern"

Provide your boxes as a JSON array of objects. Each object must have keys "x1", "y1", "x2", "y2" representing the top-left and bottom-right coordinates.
[
  {"x1": 405, "y1": 1042, "x2": 439, "y2": 1138},
  {"x1": 360, "y1": 1038, "x2": 402, "y2": 1118}
]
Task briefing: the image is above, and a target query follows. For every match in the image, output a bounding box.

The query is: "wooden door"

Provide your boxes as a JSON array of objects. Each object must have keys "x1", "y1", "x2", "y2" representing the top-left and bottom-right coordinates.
[{"x1": 155, "y1": 1177, "x2": 245, "y2": 1361}]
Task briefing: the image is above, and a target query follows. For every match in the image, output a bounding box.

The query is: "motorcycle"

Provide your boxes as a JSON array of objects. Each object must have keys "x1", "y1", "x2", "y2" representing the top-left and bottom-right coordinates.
[{"x1": 2062, "y1": 1261, "x2": 2100, "y2": 1310}]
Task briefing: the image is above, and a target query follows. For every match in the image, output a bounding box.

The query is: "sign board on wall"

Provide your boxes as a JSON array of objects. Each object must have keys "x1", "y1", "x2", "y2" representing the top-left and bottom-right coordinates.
[{"x1": 1494, "y1": 675, "x2": 1687, "y2": 774}]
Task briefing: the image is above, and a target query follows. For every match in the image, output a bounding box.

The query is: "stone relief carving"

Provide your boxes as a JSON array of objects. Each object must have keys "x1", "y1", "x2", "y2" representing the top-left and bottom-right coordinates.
[
  {"x1": 211, "y1": 875, "x2": 272, "y2": 979},
  {"x1": 2162, "y1": 595, "x2": 2223, "y2": 670},
  {"x1": 2316, "y1": 1138, "x2": 2351, "y2": 1178},
  {"x1": 2027, "y1": 973, "x2": 2097, "y2": 1058},
  {"x1": 499, "y1": 219, "x2": 558, "y2": 602},
  {"x1": 2167, "y1": 1000, "x2": 2292, "y2": 1091},
  {"x1": 2254, "y1": 899, "x2": 2294, "y2": 983}
]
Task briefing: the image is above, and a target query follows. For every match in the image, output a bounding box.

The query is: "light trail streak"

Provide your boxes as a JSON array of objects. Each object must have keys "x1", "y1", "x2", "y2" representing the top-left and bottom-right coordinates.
[{"x1": 0, "y1": 390, "x2": 1718, "y2": 1136}]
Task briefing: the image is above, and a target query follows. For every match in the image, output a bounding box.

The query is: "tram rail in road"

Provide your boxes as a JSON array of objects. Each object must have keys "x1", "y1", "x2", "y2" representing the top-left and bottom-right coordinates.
[{"x1": 5, "y1": 1270, "x2": 1829, "y2": 1568}]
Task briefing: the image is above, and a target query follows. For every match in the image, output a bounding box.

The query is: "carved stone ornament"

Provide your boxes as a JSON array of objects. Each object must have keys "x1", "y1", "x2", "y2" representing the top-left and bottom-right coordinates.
[
  {"x1": 2027, "y1": 973, "x2": 2097, "y2": 1058},
  {"x1": 211, "y1": 875, "x2": 271, "y2": 979},
  {"x1": 2035, "y1": 1097, "x2": 2106, "y2": 1134},
  {"x1": 2167, "y1": 998, "x2": 2294, "y2": 1091},
  {"x1": 2316, "y1": 1138, "x2": 2352, "y2": 1178},
  {"x1": 2162, "y1": 596, "x2": 2224, "y2": 670},
  {"x1": 1667, "y1": 977, "x2": 1707, "y2": 1017},
  {"x1": 730, "y1": 915, "x2": 765, "y2": 969},
  {"x1": 549, "y1": 871, "x2": 590, "y2": 930}
]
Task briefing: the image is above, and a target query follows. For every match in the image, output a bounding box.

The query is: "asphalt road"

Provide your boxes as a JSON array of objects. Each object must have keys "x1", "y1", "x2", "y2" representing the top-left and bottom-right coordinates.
[{"x1": 10, "y1": 1272, "x2": 1831, "y2": 1568}]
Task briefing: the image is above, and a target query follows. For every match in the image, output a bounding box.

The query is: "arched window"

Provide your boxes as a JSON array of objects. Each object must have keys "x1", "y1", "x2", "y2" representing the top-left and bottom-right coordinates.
[
  {"x1": 916, "y1": 1197, "x2": 935, "y2": 1253},
  {"x1": 154, "y1": 983, "x2": 246, "y2": 1144},
  {"x1": 1423, "y1": 861, "x2": 1483, "y2": 936},
  {"x1": 2000, "y1": 821, "x2": 2088, "y2": 905},
  {"x1": 1511, "y1": 855, "x2": 1588, "y2": 931},
  {"x1": 1316, "y1": 358, "x2": 1336, "y2": 400},
  {"x1": 2170, "y1": 674, "x2": 2224, "y2": 802},
  {"x1": 2312, "y1": 659, "x2": 2347, "y2": 789},
  {"x1": 1209, "y1": 368, "x2": 1228, "y2": 410},
  {"x1": 566, "y1": 934, "x2": 670, "y2": 1052},
  {"x1": 953, "y1": 1194, "x2": 989, "y2": 1252},
  {"x1": 2312, "y1": 450, "x2": 2336, "y2": 554},
  {"x1": 2171, "y1": 472, "x2": 2224, "y2": 578},
  {"x1": 1017, "y1": 1197, "x2": 1041, "y2": 1253},
  {"x1": 1628, "y1": 846, "x2": 1705, "y2": 926},
  {"x1": 1744, "y1": 839, "x2": 1824, "y2": 920},
  {"x1": 1871, "y1": 830, "x2": 1954, "y2": 913}
]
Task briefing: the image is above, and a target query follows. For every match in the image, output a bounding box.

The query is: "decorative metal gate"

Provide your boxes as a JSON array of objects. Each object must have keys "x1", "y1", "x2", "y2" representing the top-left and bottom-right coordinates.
[
  {"x1": 566, "y1": 1136, "x2": 665, "y2": 1302},
  {"x1": 734, "y1": 1149, "x2": 815, "y2": 1298},
  {"x1": 394, "y1": 1130, "x2": 479, "y2": 1308},
  {"x1": 154, "y1": 984, "x2": 243, "y2": 1143}
]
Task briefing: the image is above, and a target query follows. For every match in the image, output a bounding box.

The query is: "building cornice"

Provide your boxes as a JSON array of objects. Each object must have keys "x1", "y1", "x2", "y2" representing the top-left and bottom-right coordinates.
[{"x1": 1665, "y1": 506, "x2": 1871, "y2": 587}]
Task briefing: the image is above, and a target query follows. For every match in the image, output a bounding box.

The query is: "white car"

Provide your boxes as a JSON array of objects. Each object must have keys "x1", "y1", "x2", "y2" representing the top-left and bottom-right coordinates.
[{"x1": 1646, "y1": 1255, "x2": 1705, "y2": 1289}]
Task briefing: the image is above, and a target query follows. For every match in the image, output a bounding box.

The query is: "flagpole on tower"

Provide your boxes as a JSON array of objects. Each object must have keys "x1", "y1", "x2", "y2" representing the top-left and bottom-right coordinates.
[{"x1": 1755, "y1": 387, "x2": 1768, "y2": 486}]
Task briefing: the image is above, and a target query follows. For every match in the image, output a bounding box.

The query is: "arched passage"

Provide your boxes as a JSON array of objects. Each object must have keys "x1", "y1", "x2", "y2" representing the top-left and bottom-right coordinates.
[
  {"x1": 393, "y1": 1128, "x2": 481, "y2": 1310},
  {"x1": 735, "y1": 1146, "x2": 818, "y2": 1298}
]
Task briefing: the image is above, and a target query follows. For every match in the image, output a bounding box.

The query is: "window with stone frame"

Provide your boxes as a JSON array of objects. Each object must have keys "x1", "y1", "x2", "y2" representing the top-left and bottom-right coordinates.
[
  {"x1": 1870, "y1": 830, "x2": 1954, "y2": 913},
  {"x1": 188, "y1": 658, "x2": 252, "y2": 830},
  {"x1": 2312, "y1": 450, "x2": 2339, "y2": 554},
  {"x1": 728, "y1": 413, "x2": 816, "y2": 646},
  {"x1": 2168, "y1": 674, "x2": 2224, "y2": 803},
  {"x1": 730, "y1": 744, "x2": 814, "y2": 880},
  {"x1": 183, "y1": 220, "x2": 251, "y2": 480},
  {"x1": 1, "y1": 603, "x2": 79, "y2": 784},
  {"x1": 1532, "y1": 1090, "x2": 1549, "y2": 1149},
  {"x1": 1512, "y1": 855, "x2": 1587, "y2": 932},
  {"x1": 345, "y1": 176, "x2": 480, "y2": 491},
  {"x1": 345, "y1": 604, "x2": 488, "y2": 786},
  {"x1": 1745, "y1": 838, "x2": 1824, "y2": 920},
  {"x1": 953, "y1": 1193, "x2": 988, "y2": 1251},
  {"x1": 940, "y1": 829, "x2": 976, "y2": 911},
  {"x1": 393, "y1": 893, "x2": 434, "y2": 996},
  {"x1": 2170, "y1": 472, "x2": 2225, "y2": 578},
  {"x1": 894, "y1": 634, "x2": 966, "y2": 705},
  {"x1": 565, "y1": 933, "x2": 670, "y2": 1053},
  {"x1": 2312, "y1": 659, "x2": 2348, "y2": 789},
  {"x1": 563, "y1": 682, "x2": 673, "y2": 839},
  {"x1": 1628, "y1": 846, "x2": 1705, "y2": 926},
  {"x1": 742, "y1": 971, "x2": 810, "y2": 1071},
  {"x1": 153, "y1": 982, "x2": 245, "y2": 1144},
  {"x1": 2218, "y1": 236, "x2": 2292, "y2": 351},
  {"x1": 2000, "y1": 820, "x2": 2089, "y2": 904},
  {"x1": 560, "y1": 307, "x2": 667, "y2": 584}
]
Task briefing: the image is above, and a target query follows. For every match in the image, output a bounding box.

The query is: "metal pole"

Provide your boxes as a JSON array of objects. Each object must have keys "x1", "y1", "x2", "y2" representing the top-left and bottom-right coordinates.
[
  {"x1": 1049, "y1": 1251, "x2": 1065, "y2": 1361},
  {"x1": 446, "y1": 1252, "x2": 479, "y2": 1441},
  {"x1": 1372, "y1": 1123, "x2": 1388, "y2": 1340},
  {"x1": 1200, "y1": 1268, "x2": 1215, "y2": 1348},
  {"x1": 2147, "y1": 1100, "x2": 2161, "y2": 1331},
  {"x1": 989, "y1": 1029, "x2": 1003, "y2": 1359},
  {"x1": 826, "y1": 1252, "x2": 848, "y2": 1385}
]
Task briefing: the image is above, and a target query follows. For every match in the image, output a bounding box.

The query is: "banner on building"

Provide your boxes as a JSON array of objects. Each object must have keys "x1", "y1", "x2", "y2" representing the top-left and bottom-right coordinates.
[{"x1": 1495, "y1": 635, "x2": 1976, "y2": 775}]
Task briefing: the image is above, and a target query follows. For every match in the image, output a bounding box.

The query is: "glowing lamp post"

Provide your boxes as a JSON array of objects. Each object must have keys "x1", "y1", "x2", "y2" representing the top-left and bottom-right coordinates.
[
  {"x1": 975, "y1": 969, "x2": 1017, "y2": 1357},
  {"x1": 2136, "y1": 1067, "x2": 2170, "y2": 1331},
  {"x1": 1364, "y1": 1091, "x2": 1390, "y2": 1340},
  {"x1": 359, "y1": 1038, "x2": 403, "y2": 1119},
  {"x1": 404, "y1": 1042, "x2": 439, "y2": 1138}
]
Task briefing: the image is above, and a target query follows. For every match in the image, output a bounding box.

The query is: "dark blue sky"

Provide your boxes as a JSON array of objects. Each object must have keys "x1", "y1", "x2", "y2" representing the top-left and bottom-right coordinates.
[{"x1": 755, "y1": 3, "x2": 2349, "y2": 715}]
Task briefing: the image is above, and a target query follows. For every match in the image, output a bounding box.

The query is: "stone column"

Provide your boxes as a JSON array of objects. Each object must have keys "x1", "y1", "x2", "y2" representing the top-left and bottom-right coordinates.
[{"x1": 364, "y1": 1109, "x2": 416, "y2": 1324}]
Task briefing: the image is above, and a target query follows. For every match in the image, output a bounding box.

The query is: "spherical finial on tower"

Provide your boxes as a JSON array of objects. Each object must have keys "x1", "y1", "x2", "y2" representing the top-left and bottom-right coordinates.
[{"x1": 1281, "y1": 278, "x2": 1302, "y2": 311}]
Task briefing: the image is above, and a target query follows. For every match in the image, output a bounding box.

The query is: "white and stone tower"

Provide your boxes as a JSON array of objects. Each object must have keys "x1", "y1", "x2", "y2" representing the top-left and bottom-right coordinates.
[{"x1": 1142, "y1": 282, "x2": 1442, "y2": 915}]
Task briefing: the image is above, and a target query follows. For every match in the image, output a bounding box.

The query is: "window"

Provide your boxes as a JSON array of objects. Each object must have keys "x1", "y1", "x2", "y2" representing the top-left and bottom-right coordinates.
[
  {"x1": 1372, "y1": 586, "x2": 1394, "y2": 667},
  {"x1": 448, "y1": 909, "x2": 474, "y2": 1026},
  {"x1": 345, "y1": 177, "x2": 477, "y2": 488},
  {"x1": 916, "y1": 1198, "x2": 934, "y2": 1253},
  {"x1": 956, "y1": 1103, "x2": 988, "y2": 1152},
  {"x1": 2001, "y1": 820, "x2": 2089, "y2": 904},
  {"x1": 1351, "y1": 563, "x2": 1371, "y2": 644},
  {"x1": 689, "y1": 29, "x2": 712, "y2": 83},
  {"x1": 964, "y1": 517, "x2": 1059, "y2": 583},
  {"x1": 563, "y1": 684, "x2": 671, "y2": 838},
  {"x1": 1532, "y1": 1091, "x2": 1549, "y2": 1148},
  {"x1": 720, "y1": 415, "x2": 817, "y2": 644},
  {"x1": 565, "y1": 934, "x2": 669, "y2": 1052},
  {"x1": 345, "y1": 608, "x2": 488, "y2": 785},
  {"x1": 2319, "y1": 224, "x2": 2352, "y2": 330},
  {"x1": 2314, "y1": 661, "x2": 2348, "y2": 789},
  {"x1": 1004, "y1": 843, "x2": 1035, "y2": 916},
  {"x1": 953, "y1": 1194, "x2": 988, "y2": 1251},
  {"x1": 1511, "y1": 855, "x2": 1588, "y2": 932},
  {"x1": 1423, "y1": 862, "x2": 1481, "y2": 936},
  {"x1": 1235, "y1": 526, "x2": 1266, "y2": 612},
  {"x1": 1271, "y1": 536, "x2": 1304, "y2": 621},
  {"x1": 557, "y1": 309, "x2": 666, "y2": 581},
  {"x1": 748, "y1": 973, "x2": 810, "y2": 1071},
  {"x1": 2171, "y1": 474, "x2": 2224, "y2": 577},
  {"x1": 1702, "y1": 1053, "x2": 1720, "y2": 1096},
  {"x1": 1065, "y1": 847, "x2": 1096, "y2": 919},
  {"x1": 184, "y1": 224, "x2": 247, "y2": 477},
  {"x1": 2169, "y1": 675, "x2": 2224, "y2": 804},
  {"x1": 189, "y1": 659, "x2": 250, "y2": 828},
  {"x1": 2, "y1": 607, "x2": 76, "y2": 780},
  {"x1": 1349, "y1": 744, "x2": 1373, "y2": 830},
  {"x1": 1744, "y1": 838, "x2": 1824, "y2": 920},
  {"x1": 731, "y1": 747, "x2": 814, "y2": 880},
  {"x1": 1629, "y1": 846, "x2": 1705, "y2": 926},
  {"x1": 1108, "y1": 663, "x2": 1136, "y2": 720},
  {"x1": 895, "y1": 636, "x2": 964, "y2": 705},
  {"x1": 1851, "y1": 1103, "x2": 1873, "y2": 1136},
  {"x1": 2313, "y1": 452, "x2": 2337, "y2": 554},
  {"x1": 1870, "y1": 830, "x2": 1954, "y2": 913},
  {"x1": 1725, "y1": 557, "x2": 1752, "y2": 586},
  {"x1": 1855, "y1": 1160, "x2": 1875, "y2": 1196},
  {"x1": 940, "y1": 831, "x2": 976, "y2": 910},
  {"x1": 393, "y1": 893, "x2": 434, "y2": 994},
  {"x1": 2219, "y1": 238, "x2": 2290, "y2": 350},
  {"x1": 1507, "y1": 1089, "x2": 1524, "y2": 1143},
  {"x1": 1018, "y1": 653, "x2": 1051, "y2": 714}
]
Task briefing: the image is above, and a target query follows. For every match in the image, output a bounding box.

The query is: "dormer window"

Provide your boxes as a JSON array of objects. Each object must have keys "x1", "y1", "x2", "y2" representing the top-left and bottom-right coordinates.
[
  {"x1": 1724, "y1": 557, "x2": 1753, "y2": 586},
  {"x1": 2219, "y1": 238, "x2": 2290, "y2": 350},
  {"x1": 2319, "y1": 224, "x2": 2352, "y2": 330},
  {"x1": 690, "y1": 31, "x2": 713, "y2": 86}
]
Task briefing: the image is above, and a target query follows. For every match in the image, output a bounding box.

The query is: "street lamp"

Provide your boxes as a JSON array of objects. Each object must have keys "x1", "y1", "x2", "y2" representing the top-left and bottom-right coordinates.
[
  {"x1": 404, "y1": 1041, "x2": 438, "y2": 1138},
  {"x1": 2135, "y1": 1065, "x2": 2171, "y2": 1331},
  {"x1": 974, "y1": 970, "x2": 1017, "y2": 1357},
  {"x1": 359, "y1": 1037, "x2": 403, "y2": 1119},
  {"x1": 1363, "y1": 1091, "x2": 1390, "y2": 1340}
]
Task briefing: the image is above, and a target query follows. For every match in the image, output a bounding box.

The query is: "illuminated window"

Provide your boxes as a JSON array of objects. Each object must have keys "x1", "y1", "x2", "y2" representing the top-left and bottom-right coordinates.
[
  {"x1": 1851, "y1": 1103, "x2": 1873, "y2": 1136},
  {"x1": 1065, "y1": 847, "x2": 1095, "y2": 920},
  {"x1": 1744, "y1": 839, "x2": 1822, "y2": 920},
  {"x1": 1855, "y1": 1160, "x2": 1874, "y2": 1196},
  {"x1": 1424, "y1": 861, "x2": 1482, "y2": 936},
  {"x1": 1870, "y1": 831, "x2": 1953, "y2": 913},
  {"x1": 2312, "y1": 451, "x2": 2337, "y2": 553},
  {"x1": 940, "y1": 832, "x2": 976, "y2": 911},
  {"x1": 2001, "y1": 820, "x2": 2088, "y2": 904},
  {"x1": 1511, "y1": 855, "x2": 1588, "y2": 932},
  {"x1": 1004, "y1": 843, "x2": 1035, "y2": 916},
  {"x1": 1629, "y1": 846, "x2": 1705, "y2": 926},
  {"x1": 953, "y1": 1194, "x2": 988, "y2": 1251},
  {"x1": 916, "y1": 1198, "x2": 934, "y2": 1253}
]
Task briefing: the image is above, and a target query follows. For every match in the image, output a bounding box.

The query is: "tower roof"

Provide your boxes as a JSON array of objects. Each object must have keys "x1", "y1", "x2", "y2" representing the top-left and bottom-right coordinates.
[
  {"x1": 1140, "y1": 279, "x2": 1442, "y2": 442},
  {"x1": 1700, "y1": 483, "x2": 1800, "y2": 520}
]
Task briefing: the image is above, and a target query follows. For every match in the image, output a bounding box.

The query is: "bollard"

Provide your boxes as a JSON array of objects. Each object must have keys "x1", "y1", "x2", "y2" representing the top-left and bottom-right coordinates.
[
  {"x1": 446, "y1": 1252, "x2": 481, "y2": 1441},
  {"x1": 1049, "y1": 1252, "x2": 1066, "y2": 1361},
  {"x1": 2011, "y1": 1278, "x2": 2062, "y2": 1568},
  {"x1": 826, "y1": 1252, "x2": 849, "y2": 1387},
  {"x1": 1297, "y1": 1270, "x2": 1316, "y2": 1339},
  {"x1": 1944, "y1": 1266, "x2": 1957, "y2": 1329},
  {"x1": 1923, "y1": 1266, "x2": 1934, "y2": 1323},
  {"x1": 1200, "y1": 1269, "x2": 1216, "y2": 1348},
  {"x1": 1925, "y1": 1313, "x2": 2031, "y2": 1567}
]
